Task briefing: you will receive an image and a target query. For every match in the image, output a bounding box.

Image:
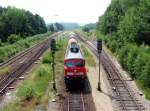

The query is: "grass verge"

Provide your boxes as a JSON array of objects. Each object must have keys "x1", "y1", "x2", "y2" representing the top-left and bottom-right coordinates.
[
  {"x1": 0, "y1": 34, "x2": 68, "y2": 111},
  {"x1": 0, "y1": 66, "x2": 10, "y2": 76},
  {"x1": 0, "y1": 32, "x2": 51, "y2": 63},
  {"x1": 80, "y1": 44, "x2": 96, "y2": 67}
]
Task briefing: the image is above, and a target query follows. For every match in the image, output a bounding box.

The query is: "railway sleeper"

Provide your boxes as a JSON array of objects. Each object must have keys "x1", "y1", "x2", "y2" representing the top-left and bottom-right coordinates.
[
  {"x1": 115, "y1": 95, "x2": 138, "y2": 101},
  {"x1": 123, "y1": 102, "x2": 139, "y2": 106},
  {"x1": 117, "y1": 99, "x2": 139, "y2": 101},
  {"x1": 117, "y1": 88, "x2": 130, "y2": 91},
  {"x1": 119, "y1": 93, "x2": 136, "y2": 98},
  {"x1": 119, "y1": 96, "x2": 137, "y2": 100},
  {"x1": 121, "y1": 107, "x2": 141, "y2": 111},
  {"x1": 118, "y1": 92, "x2": 134, "y2": 95},
  {"x1": 69, "y1": 108, "x2": 83, "y2": 111},
  {"x1": 115, "y1": 84, "x2": 125, "y2": 87},
  {"x1": 69, "y1": 103, "x2": 82, "y2": 106}
]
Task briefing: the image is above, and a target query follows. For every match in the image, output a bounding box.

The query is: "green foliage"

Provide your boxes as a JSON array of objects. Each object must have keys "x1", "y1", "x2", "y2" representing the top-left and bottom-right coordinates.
[
  {"x1": 42, "y1": 51, "x2": 52, "y2": 64},
  {"x1": 56, "y1": 36, "x2": 68, "y2": 50},
  {"x1": 0, "y1": 39, "x2": 2, "y2": 46},
  {"x1": 82, "y1": 27, "x2": 89, "y2": 32},
  {"x1": 97, "y1": 0, "x2": 150, "y2": 45},
  {"x1": 17, "y1": 63, "x2": 51, "y2": 100},
  {"x1": 0, "y1": 66, "x2": 10, "y2": 76},
  {"x1": 7, "y1": 34, "x2": 21, "y2": 44},
  {"x1": 17, "y1": 82, "x2": 35, "y2": 100},
  {"x1": 84, "y1": 23, "x2": 96, "y2": 30},
  {"x1": 0, "y1": 100, "x2": 21, "y2": 111},
  {"x1": 80, "y1": 44, "x2": 96, "y2": 66},
  {"x1": 34, "y1": 65, "x2": 51, "y2": 98},
  {"x1": 97, "y1": 0, "x2": 126, "y2": 35},
  {"x1": 0, "y1": 6, "x2": 47, "y2": 42},
  {"x1": 82, "y1": 23, "x2": 96, "y2": 33},
  {"x1": 60, "y1": 23, "x2": 80, "y2": 30},
  {"x1": 55, "y1": 22, "x2": 64, "y2": 31},
  {"x1": 96, "y1": 0, "x2": 150, "y2": 99},
  {"x1": 0, "y1": 32, "x2": 51, "y2": 63},
  {"x1": 2, "y1": 37, "x2": 68, "y2": 110},
  {"x1": 118, "y1": 7, "x2": 139, "y2": 43},
  {"x1": 47, "y1": 23, "x2": 64, "y2": 32},
  {"x1": 17, "y1": 36, "x2": 68, "y2": 100},
  {"x1": 136, "y1": 0, "x2": 150, "y2": 45},
  {"x1": 144, "y1": 89, "x2": 150, "y2": 100},
  {"x1": 48, "y1": 24, "x2": 55, "y2": 32}
]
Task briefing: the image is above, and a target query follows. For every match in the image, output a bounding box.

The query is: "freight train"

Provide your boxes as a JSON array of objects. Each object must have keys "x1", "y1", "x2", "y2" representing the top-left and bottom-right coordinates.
[{"x1": 64, "y1": 36, "x2": 87, "y2": 86}]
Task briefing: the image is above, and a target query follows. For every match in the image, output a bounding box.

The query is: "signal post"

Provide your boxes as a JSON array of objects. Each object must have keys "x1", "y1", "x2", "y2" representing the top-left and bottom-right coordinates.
[
  {"x1": 50, "y1": 39, "x2": 57, "y2": 92},
  {"x1": 97, "y1": 39, "x2": 102, "y2": 91}
]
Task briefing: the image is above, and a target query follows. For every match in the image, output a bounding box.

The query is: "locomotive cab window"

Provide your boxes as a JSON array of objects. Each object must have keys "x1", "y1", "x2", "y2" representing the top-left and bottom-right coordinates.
[
  {"x1": 75, "y1": 60, "x2": 85, "y2": 67},
  {"x1": 65, "y1": 61, "x2": 74, "y2": 67},
  {"x1": 65, "y1": 60, "x2": 85, "y2": 68}
]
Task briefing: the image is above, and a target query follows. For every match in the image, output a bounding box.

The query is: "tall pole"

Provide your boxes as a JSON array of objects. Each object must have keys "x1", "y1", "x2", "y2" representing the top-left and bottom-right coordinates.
[
  {"x1": 52, "y1": 54, "x2": 56, "y2": 91},
  {"x1": 98, "y1": 53, "x2": 101, "y2": 91},
  {"x1": 97, "y1": 39, "x2": 102, "y2": 91},
  {"x1": 50, "y1": 39, "x2": 57, "y2": 92}
]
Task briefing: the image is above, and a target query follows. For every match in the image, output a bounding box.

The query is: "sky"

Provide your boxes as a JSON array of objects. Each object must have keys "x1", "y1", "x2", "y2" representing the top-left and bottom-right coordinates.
[{"x1": 0, "y1": 0, "x2": 111, "y2": 24}]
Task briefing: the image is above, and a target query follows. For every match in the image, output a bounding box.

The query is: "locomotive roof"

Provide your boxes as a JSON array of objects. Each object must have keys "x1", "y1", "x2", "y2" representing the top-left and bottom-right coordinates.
[
  {"x1": 68, "y1": 38, "x2": 77, "y2": 44},
  {"x1": 65, "y1": 49, "x2": 84, "y2": 60}
]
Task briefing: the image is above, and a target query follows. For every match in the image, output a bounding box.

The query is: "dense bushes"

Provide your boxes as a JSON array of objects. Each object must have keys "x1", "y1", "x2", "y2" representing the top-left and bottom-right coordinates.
[
  {"x1": 100, "y1": 33, "x2": 150, "y2": 99},
  {"x1": 17, "y1": 64, "x2": 51, "y2": 100},
  {"x1": 7, "y1": 34, "x2": 21, "y2": 44},
  {"x1": 0, "y1": 6, "x2": 47, "y2": 42},
  {"x1": 42, "y1": 50, "x2": 53, "y2": 64},
  {"x1": 17, "y1": 50, "x2": 53, "y2": 101},
  {"x1": 17, "y1": 35, "x2": 68, "y2": 101},
  {"x1": 97, "y1": 0, "x2": 150, "y2": 45},
  {"x1": 0, "y1": 32, "x2": 51, "y2": 63},
  {"x1": 96, "y1": 0, "x2": 150, "y2": 99}
]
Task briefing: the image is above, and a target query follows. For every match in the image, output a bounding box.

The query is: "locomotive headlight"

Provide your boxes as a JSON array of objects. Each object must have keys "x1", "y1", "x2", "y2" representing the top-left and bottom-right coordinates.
[
  {"x1": 67, "y1": 72, "x2": 73, "y2": 75},
  {"x1": 78, "y1": 72, "x2": 84, "y2": 75}
]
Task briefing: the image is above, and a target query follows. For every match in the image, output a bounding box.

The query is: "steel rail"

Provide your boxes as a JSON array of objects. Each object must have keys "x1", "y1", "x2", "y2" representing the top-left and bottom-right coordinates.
[
  {"x1": 0, "y1": 32, "x2": 60, "y2": 95},
  {"x1": 67, "y1": 92, "x2": 85, "y2": 111},
  {"x1": 77, "y1": 34, "x2": 144, "y2": 111}
]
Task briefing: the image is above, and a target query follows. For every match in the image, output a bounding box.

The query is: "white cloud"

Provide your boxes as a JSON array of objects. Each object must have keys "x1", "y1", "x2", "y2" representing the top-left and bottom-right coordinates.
[{"x1": 0, "y1": 0, "x2": 111, "y2": 23}]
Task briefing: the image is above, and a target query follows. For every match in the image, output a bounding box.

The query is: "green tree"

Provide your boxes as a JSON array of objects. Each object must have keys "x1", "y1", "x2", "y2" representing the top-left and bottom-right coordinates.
[
  {"x1": 0, "y1": 6, "x2": 47, "y2": 42},
  {"x1": 48, "y1": 24, "x2": 55, "y2": 32},
  {"x1": 7, "y1": 34, "x2": 20, "y2": 44},
  {"x1": 55, "y1": 22, "x2": 64, "y2": 31}
]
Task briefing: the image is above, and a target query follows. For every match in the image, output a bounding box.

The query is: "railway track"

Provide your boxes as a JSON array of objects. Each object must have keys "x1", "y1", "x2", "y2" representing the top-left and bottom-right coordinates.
[
  {"x1": 77, "y1": 34, "x2": 144, "y2": 111},
  {"x1": 61, "y1": 83, "x2": 96, "y2": 111},
  {"x1": 0, "y1": 32, "x2": 60, "y2": 68},
  {"x1": 67, "y1": 91, "x2": 85, "y2": 111},
  {"x1": 0, "y1": 32, "x2": 60, "y2": 95},
  {"x1": 61, "y1": 78, "x2": 96, "y2": 111}
]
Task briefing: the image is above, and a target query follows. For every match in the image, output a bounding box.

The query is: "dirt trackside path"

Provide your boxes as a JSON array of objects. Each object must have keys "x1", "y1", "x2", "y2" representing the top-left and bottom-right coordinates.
[
  {"x1": 80, "y1": 43, "x2": 114, "y2": 111},
  {"x1": 87, "y1": 66, "x2": 114, "y2": 111}
]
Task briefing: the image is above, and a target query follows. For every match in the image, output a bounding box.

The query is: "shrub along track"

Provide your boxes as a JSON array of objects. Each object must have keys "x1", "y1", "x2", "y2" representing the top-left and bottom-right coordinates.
[
  {"x1": 77, "y1": 34, "x2": 145, "y2": 111},
  {"x1": 0, "y1": 32, "x2": 61, "y2": 95}
]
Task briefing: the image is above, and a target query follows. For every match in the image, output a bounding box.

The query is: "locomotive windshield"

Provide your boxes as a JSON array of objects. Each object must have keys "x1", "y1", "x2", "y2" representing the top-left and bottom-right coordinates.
[
  {"x1": 65, "y1": 61, "x2": 74, "y2": 67},
  {"x1": 65, "y1": 59, "x2": 85, "y2": 67},
  {"x1": 75, "y1": 61, "x2": 85, "y2": 67}
]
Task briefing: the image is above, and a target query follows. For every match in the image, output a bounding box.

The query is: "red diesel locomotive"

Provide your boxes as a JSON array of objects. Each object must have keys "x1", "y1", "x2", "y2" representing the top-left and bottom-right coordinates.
[{"x1": 64, "y1": 38, "x2": 87, "y2": 85}]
